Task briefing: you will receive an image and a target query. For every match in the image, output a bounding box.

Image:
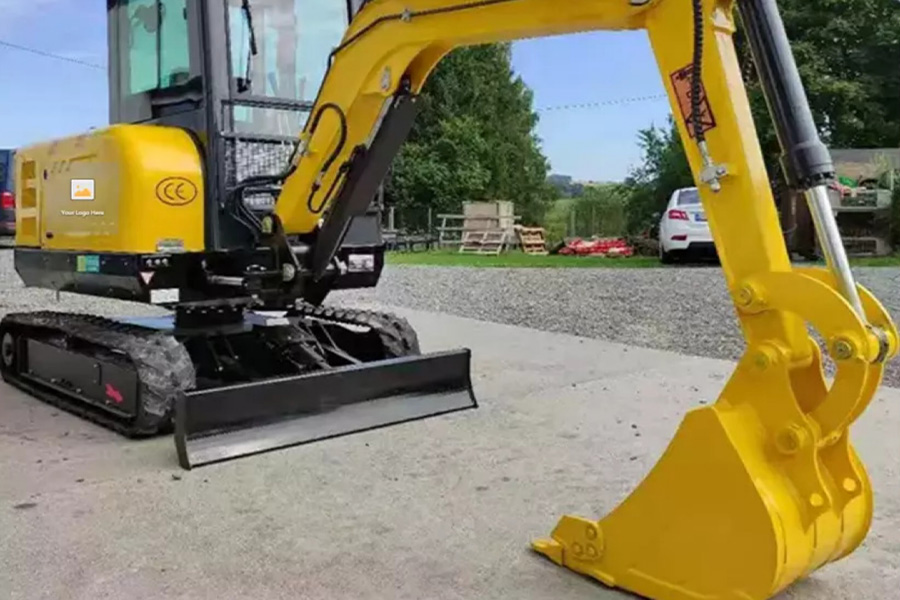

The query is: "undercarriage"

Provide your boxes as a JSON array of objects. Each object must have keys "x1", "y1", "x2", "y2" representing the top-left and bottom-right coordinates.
[{"x1": 0, "y1": 303, "x2": 476, "y2": 468}]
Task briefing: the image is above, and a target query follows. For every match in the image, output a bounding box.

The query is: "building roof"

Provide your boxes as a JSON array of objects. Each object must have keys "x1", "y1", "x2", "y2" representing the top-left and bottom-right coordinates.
[{"x1": 829, "y1": 148, "x2": 900, "y2": 180}]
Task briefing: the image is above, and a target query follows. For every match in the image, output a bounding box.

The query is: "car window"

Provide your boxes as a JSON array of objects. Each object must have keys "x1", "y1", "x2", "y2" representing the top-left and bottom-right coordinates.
[{"x1": 677, "y1": 188, "x2": 701, "y2": 206}]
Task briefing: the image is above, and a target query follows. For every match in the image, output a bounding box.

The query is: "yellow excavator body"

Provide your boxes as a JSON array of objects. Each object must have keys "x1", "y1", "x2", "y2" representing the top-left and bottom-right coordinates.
[
  {"x1": 14, "y1": 124, "x2": 204, "y2": 253},
  {"x1": 3, "y1": 1, "x2": 895, "y2": 599}
]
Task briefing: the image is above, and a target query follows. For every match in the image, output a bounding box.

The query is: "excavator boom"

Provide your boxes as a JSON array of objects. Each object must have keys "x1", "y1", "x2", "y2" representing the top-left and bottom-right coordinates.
[{"x1": 262, "y1": 1, "x2": 896, "y2": 599}]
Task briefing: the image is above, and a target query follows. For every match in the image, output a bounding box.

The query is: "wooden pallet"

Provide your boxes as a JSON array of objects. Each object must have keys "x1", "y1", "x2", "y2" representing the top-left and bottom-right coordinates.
[
  {"x1": 515, "y1": 226, "x2": 548, "y2": 255},
  {"x1": 459, "y1": 230, "x2": 508, "y2": 255}
]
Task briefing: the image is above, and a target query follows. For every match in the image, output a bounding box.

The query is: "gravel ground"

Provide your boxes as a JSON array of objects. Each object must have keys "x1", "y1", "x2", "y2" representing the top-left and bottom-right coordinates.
[
  {"x1": 330, "y1": 263, "x2": 900, "y2": 388},
  {"x1": 2, "y1": 249, "x2": 900, "y2": 386}
]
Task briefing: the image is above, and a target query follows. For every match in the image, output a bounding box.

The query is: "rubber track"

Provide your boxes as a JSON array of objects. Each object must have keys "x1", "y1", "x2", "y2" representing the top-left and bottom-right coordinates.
[
  {"x1": 0, "y1": 311, "x2": 195, "y2": 437},
  {"x1": 293, "y1": 303, "x2": 421, "y2": 357},
  {"x1": 0, "y1": 306, "x2": 421, "y2": 438}
]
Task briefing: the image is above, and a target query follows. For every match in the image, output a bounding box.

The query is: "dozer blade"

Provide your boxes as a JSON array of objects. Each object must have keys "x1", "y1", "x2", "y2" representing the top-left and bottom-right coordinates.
[{"x1": 174, "y1": 349, "x2": 476, "y2": 469}]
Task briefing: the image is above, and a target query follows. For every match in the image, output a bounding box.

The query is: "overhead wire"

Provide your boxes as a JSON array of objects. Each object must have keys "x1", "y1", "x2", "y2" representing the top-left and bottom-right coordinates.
[
  {"x1": 535, "y1": 93, "x2": 668, "y2": 112},
  {"x1": 0, "y1": 39, "x2": 105, "y2": 70},
  {"x1": 1, "y1": 37, "x2": 669, "y2": 113}
]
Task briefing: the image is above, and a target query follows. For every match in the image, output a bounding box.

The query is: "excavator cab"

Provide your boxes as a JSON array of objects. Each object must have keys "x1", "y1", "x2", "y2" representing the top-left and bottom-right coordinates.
[
  {"x1": 1, "y1": 0, "x2": 477, "y2": 469},
  {"x1": 106, "y1": 0, "x2": 372, "y2": 276}
]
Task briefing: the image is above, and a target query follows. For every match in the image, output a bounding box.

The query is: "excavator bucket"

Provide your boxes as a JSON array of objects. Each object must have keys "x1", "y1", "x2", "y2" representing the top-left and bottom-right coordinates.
[
  {"x1": 174, "y1": 349, "x2": 476, "y2": 469},
  {"x1": 532, "y1": 270, "x2": 898, "y2": 600}
]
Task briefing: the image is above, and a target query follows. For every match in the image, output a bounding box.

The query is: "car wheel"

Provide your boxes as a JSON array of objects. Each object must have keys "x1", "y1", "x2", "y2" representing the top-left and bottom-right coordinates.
[{"x1": 659, "y1": 245, "x2": 674, "y2": 264}]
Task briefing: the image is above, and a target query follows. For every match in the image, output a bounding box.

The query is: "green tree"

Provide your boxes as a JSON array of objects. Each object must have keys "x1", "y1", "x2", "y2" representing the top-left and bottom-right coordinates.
[
  {"x1": 734, "y1": 0, "x2": 900, "y2": 174},
  {"x1": 385, "y1": 44, "x2": 554, "y2": 229}
]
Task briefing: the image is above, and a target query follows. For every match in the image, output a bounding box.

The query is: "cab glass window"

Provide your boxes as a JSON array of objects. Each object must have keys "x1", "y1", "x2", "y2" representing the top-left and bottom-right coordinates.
[
  {"x1": 119, "y1": 0, "x2": 191, "y2": 95},
  {"x1": 228, "y1": 0, "x2": 348, "y2": 103}
]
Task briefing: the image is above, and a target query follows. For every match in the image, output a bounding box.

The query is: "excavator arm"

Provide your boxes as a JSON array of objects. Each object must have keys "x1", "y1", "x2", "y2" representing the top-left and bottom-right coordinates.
[{"x1": 266, "y1": 1, "x2": 898, "y2": 599}]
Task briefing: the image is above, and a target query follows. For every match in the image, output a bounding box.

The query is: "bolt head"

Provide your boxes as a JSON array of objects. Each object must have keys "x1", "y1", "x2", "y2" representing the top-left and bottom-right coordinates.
[
  {"x1": 775, "y1": 424, "x2": 807, "y2": 455},
  {"x1": 737, "y1": 286, "x2": 754, "y2": 307},
  {"x1": 833, "y1": 338, "x2": 855, "y2": 360}
]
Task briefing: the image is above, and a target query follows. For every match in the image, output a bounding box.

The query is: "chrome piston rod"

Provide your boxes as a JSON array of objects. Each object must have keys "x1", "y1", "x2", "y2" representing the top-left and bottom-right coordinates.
[{"x1": 805, "y1": 185, "x2": 866, "y2": 319}]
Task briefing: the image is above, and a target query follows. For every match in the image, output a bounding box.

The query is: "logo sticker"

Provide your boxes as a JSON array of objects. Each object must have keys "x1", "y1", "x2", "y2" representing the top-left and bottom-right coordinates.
[
  {"x1": 155, "y1": 177, "x2": 198, "y2": 206},
  {"x1": 71, "y1": 179, "x2": 95, "y2": 200}
]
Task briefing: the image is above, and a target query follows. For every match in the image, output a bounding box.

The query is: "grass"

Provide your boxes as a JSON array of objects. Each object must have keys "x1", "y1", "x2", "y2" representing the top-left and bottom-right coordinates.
[
  {"x1": 385, "y1": 249, "x2": 663, "y2": 268},
  {"x1": 385, "y1": 249, "x2": 900, "y2": 269},
  {"x1": 847, "y1": 255, "x2": 900, "y2": 267}
]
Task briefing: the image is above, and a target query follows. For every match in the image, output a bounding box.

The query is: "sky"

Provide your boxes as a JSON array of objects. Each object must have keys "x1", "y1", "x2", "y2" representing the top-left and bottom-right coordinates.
[{"x1": 0, "y1": 0, "x2": 675, "y2": 182}]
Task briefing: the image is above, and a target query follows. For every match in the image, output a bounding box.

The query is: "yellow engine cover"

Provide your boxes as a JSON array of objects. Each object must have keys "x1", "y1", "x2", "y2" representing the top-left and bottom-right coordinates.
[{"x1": 13, "y1": 124, "x2": 205, "y2": 254}]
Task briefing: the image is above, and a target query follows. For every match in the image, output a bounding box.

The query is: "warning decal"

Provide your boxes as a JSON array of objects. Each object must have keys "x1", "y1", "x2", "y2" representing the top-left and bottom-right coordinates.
[{"x1": 669, "y1": 64, "x2": 716, "y2": 139}]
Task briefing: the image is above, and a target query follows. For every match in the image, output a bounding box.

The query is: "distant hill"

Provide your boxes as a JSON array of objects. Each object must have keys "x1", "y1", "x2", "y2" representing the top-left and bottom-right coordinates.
[{"x1": 547, "y1": 174, "x2": 620, "y2": 198}]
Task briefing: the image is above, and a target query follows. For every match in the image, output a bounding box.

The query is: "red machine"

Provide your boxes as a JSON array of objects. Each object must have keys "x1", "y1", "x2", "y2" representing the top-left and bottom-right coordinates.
[{"x1": 557, "y1": 237, "x2": 634, "y2": 257}]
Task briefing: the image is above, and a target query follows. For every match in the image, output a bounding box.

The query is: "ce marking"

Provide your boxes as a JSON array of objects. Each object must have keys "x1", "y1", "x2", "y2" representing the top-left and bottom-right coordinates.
[{"x1": 155, "y1": 177, "x2": 198, "y2": 206}]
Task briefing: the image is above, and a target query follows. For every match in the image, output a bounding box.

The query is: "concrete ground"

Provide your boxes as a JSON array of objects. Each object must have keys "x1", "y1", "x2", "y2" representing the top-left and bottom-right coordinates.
[{"x1": 1, "y1": 306, "x2": 898, "y2": 600}]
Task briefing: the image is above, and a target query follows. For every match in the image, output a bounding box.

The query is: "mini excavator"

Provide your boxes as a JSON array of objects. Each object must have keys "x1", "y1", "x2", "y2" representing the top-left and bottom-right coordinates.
[{"x1": 4, "y1": 1, "x2": 897, "y2": 599}]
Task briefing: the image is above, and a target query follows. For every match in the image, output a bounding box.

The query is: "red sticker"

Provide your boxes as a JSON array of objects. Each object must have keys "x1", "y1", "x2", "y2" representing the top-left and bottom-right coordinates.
[
  {"x1": 670, "y1": 63, "x2": 716, "y2": 139},
  {"x1": 105, "y1": 383, "x2": 124, "y2": 405}
]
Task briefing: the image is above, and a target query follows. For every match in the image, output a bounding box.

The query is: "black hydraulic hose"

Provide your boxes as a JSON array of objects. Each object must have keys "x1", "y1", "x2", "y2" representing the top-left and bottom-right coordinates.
[
  {"x1": 690, "y1": 0, "x2": 705, "y2": 143},
  {"x1": 305, "y1": 103, "x2": 349, "y2": 214},
  {"x1": 228, "y1": 103, "x2": 346, "y2": 236},
  {"x1": 284, "y1": 0, "x2": 520, "y2": 220}
]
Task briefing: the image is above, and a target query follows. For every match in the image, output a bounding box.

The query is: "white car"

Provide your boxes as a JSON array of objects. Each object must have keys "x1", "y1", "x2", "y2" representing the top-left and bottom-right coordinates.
[{"x1": 657, "y1": 187, "x2": 716, "y2": 263}]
